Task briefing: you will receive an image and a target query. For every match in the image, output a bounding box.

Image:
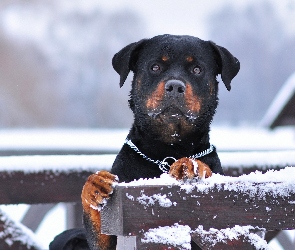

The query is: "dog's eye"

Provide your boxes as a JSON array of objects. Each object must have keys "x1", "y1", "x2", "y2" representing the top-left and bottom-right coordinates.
[
  {"x1": 193, "y1": 66, "x2": 201, "y2": 75},
  {"x1": 151, "y1": 64, "x2": 161, "y2": 72}
]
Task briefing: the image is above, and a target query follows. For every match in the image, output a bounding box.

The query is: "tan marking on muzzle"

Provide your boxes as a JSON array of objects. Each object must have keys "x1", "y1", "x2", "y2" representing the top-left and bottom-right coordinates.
[
  {"x1": 146, "y1": 81, "x2": 166, "y2": 110},
  {"x1": 185, "y1": 83, "x2": 201, "y2": 112}
]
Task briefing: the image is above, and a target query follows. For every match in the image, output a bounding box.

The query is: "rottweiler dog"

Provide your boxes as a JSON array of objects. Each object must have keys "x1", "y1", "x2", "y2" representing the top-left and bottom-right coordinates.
[{"x1": 81, "y1": 34, "x2": 240, "y2": 250}]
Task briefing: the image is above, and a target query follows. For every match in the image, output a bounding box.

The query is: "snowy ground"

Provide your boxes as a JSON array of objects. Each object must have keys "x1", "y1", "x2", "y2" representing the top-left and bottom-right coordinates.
[{"x1": 0, "y1": 127, "x2": 294, "y2": 249}]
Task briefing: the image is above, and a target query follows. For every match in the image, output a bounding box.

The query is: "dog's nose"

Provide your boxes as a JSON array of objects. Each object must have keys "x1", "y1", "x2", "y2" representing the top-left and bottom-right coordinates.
[{"x1": 165, "y1": 80, "x2": 186, "y2": 96}]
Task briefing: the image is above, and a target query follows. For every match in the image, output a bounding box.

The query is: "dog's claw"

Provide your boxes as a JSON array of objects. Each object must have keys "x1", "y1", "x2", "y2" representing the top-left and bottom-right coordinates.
[
  {"x1": 81, "y1": 170, "x2": 119, "y2": 211},
  {"x1": 169, "y1": 157, "x2": 212, "y2": 181}
]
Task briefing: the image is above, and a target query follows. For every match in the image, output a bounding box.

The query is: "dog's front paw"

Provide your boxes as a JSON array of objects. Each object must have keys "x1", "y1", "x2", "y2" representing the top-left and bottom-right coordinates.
[
  {"x1": 81, "y1": 170, "x2": 119, "y2": 212},
  {"x1": 169, "y1": 158, "x2": 212, "y2": 181}
]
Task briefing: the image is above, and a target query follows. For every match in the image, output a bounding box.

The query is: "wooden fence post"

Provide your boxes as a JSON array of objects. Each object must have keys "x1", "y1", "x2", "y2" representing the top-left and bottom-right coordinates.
[{"x1": 101, "y1": 175, "x2": 295, "y2": 249}]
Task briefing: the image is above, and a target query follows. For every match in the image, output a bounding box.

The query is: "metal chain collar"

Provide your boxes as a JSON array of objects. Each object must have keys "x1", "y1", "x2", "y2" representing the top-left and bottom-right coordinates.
[{"x1": 125, "y1": 139, "x2": 215, "y2": 173}]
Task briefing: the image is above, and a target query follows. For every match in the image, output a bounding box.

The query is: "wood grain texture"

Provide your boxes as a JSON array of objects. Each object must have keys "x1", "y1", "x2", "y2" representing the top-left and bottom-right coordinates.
[{"x1": 101, "y1": 183, "x2": 295, "y2": 235}]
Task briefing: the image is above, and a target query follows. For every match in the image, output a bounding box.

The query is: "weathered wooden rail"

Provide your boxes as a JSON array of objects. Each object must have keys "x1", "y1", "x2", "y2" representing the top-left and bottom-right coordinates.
[
  {"x1": 0, "y1": 155, "x2": 112, "y2": 249},
  {"x1": 101, "y1": 168, "x2": 295, "y2": 249},
  {"x1": 0, "y1": 152, "x2": 294, "y2": 249}
]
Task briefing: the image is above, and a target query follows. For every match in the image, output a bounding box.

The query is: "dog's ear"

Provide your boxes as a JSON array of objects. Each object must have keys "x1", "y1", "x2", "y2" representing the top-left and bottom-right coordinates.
[
  {"x1": 112, "y1": 39, "x2": 147, "y2": 87},
  {"x1": 209, "y1": 41, "x2": 240, "y2": 91}
]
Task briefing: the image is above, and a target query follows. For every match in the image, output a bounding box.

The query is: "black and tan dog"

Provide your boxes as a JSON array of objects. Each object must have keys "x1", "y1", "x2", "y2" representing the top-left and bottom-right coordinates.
[{"x1": 81, "y1": 34, "x2": 239, "y2": 250}]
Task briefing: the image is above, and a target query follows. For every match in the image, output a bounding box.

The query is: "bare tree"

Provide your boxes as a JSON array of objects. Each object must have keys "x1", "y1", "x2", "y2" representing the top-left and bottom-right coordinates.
[
  {"x1": 0, "y1": 28, "x2": 60, "y2": 127},
  {"x1": 0, "y1": 1, "x2": 145, "y2": 128}
]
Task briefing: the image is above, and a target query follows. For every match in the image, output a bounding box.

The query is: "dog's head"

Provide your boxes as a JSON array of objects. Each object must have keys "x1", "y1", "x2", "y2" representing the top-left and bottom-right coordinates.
[{"x1": 113, "y1": 35, "x2": 239, "y2": 143}]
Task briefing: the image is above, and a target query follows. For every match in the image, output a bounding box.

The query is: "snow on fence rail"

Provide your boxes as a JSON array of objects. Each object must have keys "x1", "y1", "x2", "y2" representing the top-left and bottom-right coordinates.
[
  {"x1": 0, "y1": 129, "x2": 126, "y2": 155},
  {"x1": 0, "y1": 155, "x2": 115, "y2": 204},
  {"x1": 0, "y1": 127, "x2": 294, "y2": 156},
  {"x1": 101, "y1": 168, "x2": 295, "y2": 249},
  {"x1": 0, "y1": 150, "x2": 294, "y2": 204},
  {"x1": 0, "y1": 151, "x2": 294, "y2": 249},
  {"x1": 220, "y1": 150, "x2": 295, "y2": 176}
]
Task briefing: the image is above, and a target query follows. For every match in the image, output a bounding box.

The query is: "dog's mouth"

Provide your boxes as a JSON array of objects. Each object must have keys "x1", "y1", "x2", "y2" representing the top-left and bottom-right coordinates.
[
  {"x1": 146, "y1": 105, "x2": 200, "y2": 144},
  {"x1": 148, "y1": 106, "x2": 198, "y2": 122}
]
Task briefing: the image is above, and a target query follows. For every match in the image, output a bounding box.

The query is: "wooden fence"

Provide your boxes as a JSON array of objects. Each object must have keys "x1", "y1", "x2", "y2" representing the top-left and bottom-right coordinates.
[
  {"x1": 0, "y1": 154, "x2": 111, "y2": 249},
  {"x1": 0, "y1": 151, "x2": 294, "y2": 249},
  {"x1": 101, "y1": 170, "x2": 295, "y2": 249}
]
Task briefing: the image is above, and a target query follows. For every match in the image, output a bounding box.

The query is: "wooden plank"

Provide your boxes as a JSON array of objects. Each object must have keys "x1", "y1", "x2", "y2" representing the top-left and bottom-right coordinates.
[
  {"x1": 66, "y1": 202, "x2": 84, "y2": 228},
  {"x1": 117, "y1": 236, "x2": 136, "y2": 250},
  {"x1": 21, "y1": 204, "x2": 55, "y2": 231},
  {"x1": 223, "y1": 165, "x2": 286, "y2": 177},
  {"x1": 0, "y1": 149, "x2": 118, "y2": 157},
  {"x1": 191, "y1": 232, "x2": 257, "y2": 250},
  {"x1": 101, "y1": 182, "x2": 295, "y2": 236},
  {"x1": 265, "y1": 230, "x2": 280, "y2": 243},
  {"x1": 0, "y1": 167, "x2": 290, "y2": 205},
  {"x1": 0, "y1": 170, "x2": 93, "y2": 204}
]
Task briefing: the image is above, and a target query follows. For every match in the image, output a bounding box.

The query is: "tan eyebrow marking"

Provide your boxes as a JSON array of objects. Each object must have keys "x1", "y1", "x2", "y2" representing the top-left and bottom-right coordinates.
[
  {"x1": 162, "y1": 55, "x2": 169, "y2": 61},
  {"x1": 186, "y1": 56, "x2": 194, "y2": 62}
]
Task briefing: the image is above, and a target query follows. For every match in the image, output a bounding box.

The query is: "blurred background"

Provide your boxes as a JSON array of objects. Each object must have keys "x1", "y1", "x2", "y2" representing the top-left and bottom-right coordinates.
[
  {"x1": 0, "y1": 0, "x2": 294, "y2": 129},
  {"x1": 1, "y1": 0, "x2": 295, "y2": 249}
]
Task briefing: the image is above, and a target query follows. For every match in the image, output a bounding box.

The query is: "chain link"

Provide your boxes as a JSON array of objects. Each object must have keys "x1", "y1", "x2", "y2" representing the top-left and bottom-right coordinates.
[
  {"x1": 125, "y1": 139, "x2": 215, "y2": 173},
  {"x1": 190, "y1": 144, "x2": 215, "y2": 160}
]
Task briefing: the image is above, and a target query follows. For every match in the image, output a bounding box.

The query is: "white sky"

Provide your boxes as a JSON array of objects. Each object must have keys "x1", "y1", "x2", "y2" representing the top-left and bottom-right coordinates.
[
  {"x1": 1, "y1": 0, "x2": 221, "y2": 41},
  {"x1": 2, "y1": 0, "x2": 295, "y2": 43},
  {"x1": 86, "y1": 0, "x2": 295, "y2": 38},
  {"x1": 97, "y1": 0, "x2": 224, "y2": 38},
  {"x1": 1, "y1": 0, "x2": 295, "y2": 45}
]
